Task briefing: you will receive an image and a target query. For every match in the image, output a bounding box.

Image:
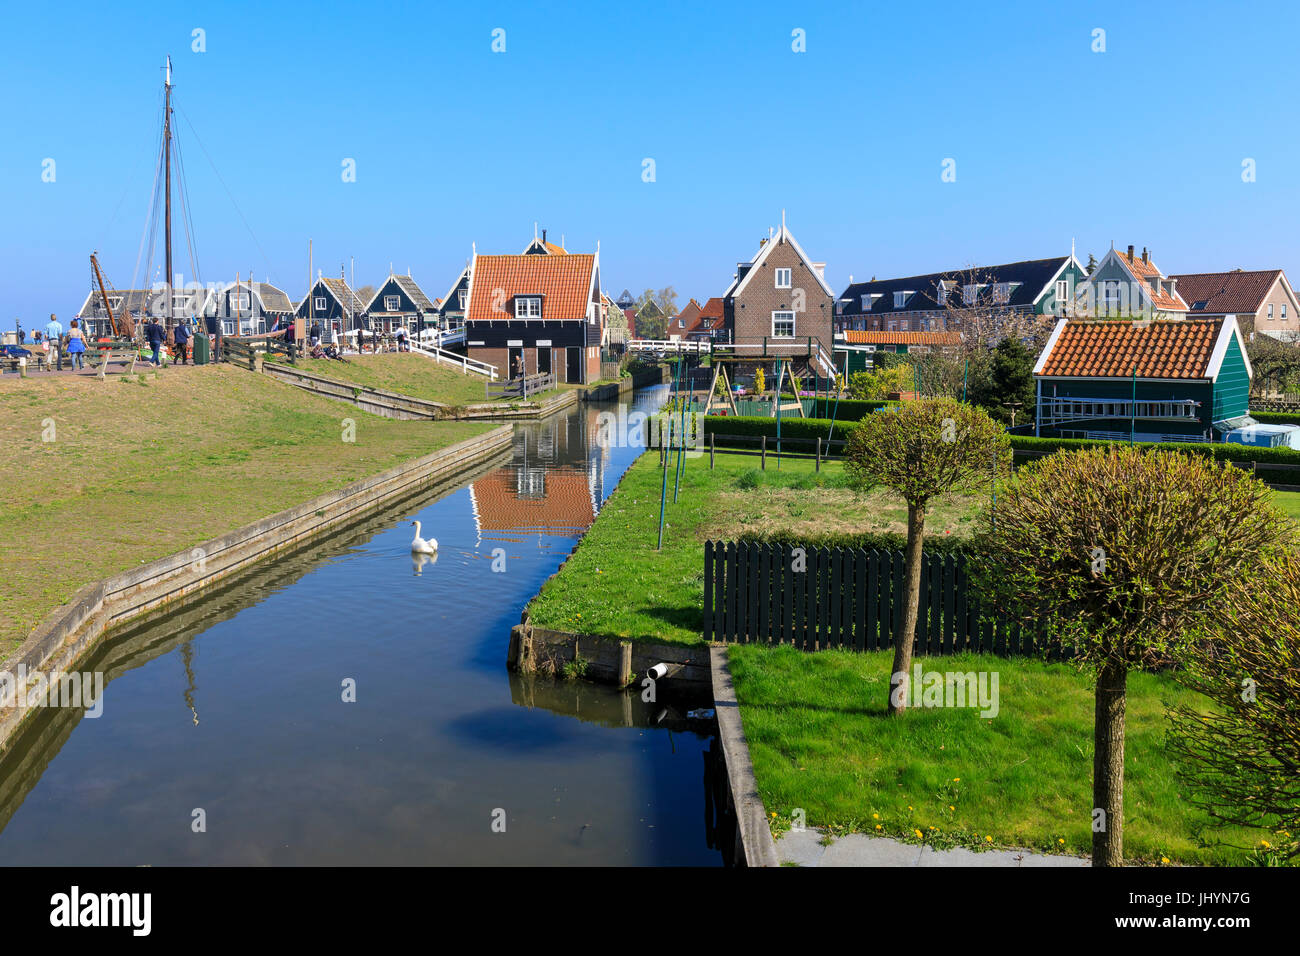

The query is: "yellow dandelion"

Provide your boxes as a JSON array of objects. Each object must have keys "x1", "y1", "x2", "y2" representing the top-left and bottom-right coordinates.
[
  {"x1": 1058, "y1": 838, "x2": 1065, "y2": 845},
  {"x1": 1161, "y1": 857, "x2": 1170, "y2": 864},
  {"x1": 1261, "y1": 840, "x2": 1272, "y2": 848},
  {"x1": 913, "y1": 829, "x2": 922, "y2": 839},
  {"x1": 953, "y1": 778, "x2": 960, "y2": 782},
  {"x1": 985, "y1": 835, "x2": 992, "y2": 843},
  {"x1": 949, "y1": 805, "x2": 955, "y2": 812},
  {"x1": 875, "y1": 824, "x2": 882, "y2": 831},
  {"x1": 907, "y1": 805, "x2": 913, "y2": 811}
]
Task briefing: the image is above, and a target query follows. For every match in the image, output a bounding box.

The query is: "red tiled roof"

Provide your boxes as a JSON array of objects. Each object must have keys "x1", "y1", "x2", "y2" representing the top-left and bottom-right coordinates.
[
  {"x1": 467, "y1": 254, "x2": 595, "y2": 322},
  {"x1": 843, "y1": 331, "x2": 961, "y2": 346},
  {"x1": 1117, "y1": 251, "x2": 1188, "y2": 312},
  {"x1": 1038, "y1": 318, "x2": 1222, "y2": 379},
  {"x1": 1169, "y1": 270, "x2": 1282, "y2": 315},
  {"x1": 471, "y1": 467, "x2": 595, "y2": 536}
]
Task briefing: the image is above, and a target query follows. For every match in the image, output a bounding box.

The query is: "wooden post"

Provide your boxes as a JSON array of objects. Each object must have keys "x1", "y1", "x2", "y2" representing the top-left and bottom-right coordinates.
[
  {"x1": 618, "y1": 641, "x2": 632, "y2": 687},
  {"x1": 816, "y1": 436, "x2": 822, "y2": 472},
  {"x1": 710, "y1": 430, "x2": 716, "y2": 470},
  {"x1": 761, "y1": 434, "x2": 767, "y2": 470}
]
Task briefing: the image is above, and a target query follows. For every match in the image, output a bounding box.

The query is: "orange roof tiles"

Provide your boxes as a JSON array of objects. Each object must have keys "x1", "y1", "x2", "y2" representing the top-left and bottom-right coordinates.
[
  {"x1": 1170, "y1": 270, "x2": 1283, "y2": 315},
  {"x1": 843, "y1": 330, "x2": 961, "y2": 346},
  {"x1": 1038, "y1": 318, "x2": 1223, "y2": 379},
  {"x1": 467, "y1": 254, "x2": 596, "y2": 322},
  {"x1": 1117, "y1": 251, "x2": 1189, "y2": 312},
  {"x1": 471, "y1": 467, "x2": 595, "y2": 536}
]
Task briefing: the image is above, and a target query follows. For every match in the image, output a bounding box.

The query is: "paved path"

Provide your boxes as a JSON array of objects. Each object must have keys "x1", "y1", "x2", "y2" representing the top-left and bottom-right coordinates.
[{"x1": 778, "y1": 828, "x2": 1090, "y2": 867}]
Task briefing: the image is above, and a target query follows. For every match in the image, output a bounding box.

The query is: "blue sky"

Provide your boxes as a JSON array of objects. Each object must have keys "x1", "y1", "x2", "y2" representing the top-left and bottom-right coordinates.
[{"x1": 2, "y1": 0, "x2": 1297, "y2": 326}]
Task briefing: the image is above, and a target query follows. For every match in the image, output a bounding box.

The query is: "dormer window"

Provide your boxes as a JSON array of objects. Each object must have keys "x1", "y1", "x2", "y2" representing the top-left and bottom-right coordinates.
[
  {"x1": 775, "y1": 268, "x2": 792, "y2": 289},
  {"x1": 963, "y1": 284, "x2": 979, "y2": 305},
  {"x1": 894, "y1": 291, "x2": 912, "y2": 308},
  {"x1": 515, "y1": 296, "x2": 542, "y2": 319},
  {"x1": 993, "y1": 282, "x2": 1011, "y2": 305}
]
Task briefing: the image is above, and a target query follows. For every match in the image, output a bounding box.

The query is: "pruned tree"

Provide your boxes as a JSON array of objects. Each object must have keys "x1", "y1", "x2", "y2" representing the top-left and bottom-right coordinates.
[
  {"x1": 975, "y1": 447, "x2": 1288, "y2": 866},
  {"x1": 846, "y1": 398, "x2": 1011, "y2": 716},
  {"x1": 1166, "y1": 548, "x2": 1300, "y2": 861}
]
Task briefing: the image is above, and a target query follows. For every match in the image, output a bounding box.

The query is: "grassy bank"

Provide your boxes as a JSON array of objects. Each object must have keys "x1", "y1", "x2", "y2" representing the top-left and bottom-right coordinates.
[
  {"x1": 526, "y1": 450, "x2": 982, "y2": 644},
  {"x1": 728, "y1": 644, "x2": 1272, "y2": 865},
  {"x1": 268, "y1": 352, "x2": 495, "y2": 406},
  {"x1": 0, "y1": 366, "x2": 492, "y2": 653}
]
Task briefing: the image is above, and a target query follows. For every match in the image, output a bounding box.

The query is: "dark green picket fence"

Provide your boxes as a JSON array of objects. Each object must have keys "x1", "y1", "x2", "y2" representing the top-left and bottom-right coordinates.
[{"x1": 703, "y1": 541, "x2": 1047, "y2": 656}]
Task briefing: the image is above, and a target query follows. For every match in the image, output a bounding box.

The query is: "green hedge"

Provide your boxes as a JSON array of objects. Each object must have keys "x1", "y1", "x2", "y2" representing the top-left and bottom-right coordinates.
[
  {"x1": 1249, "y1": 410, "x2": 1300, "y2": 426},
  {"x1": 733, "y1": 529, "x2": 971, "y2": 555},
  {"x1": 702, "y1": 415, "x2": 854, "y2": 443},
  {"x1": 775, "y1": 396, "x2": 897, "y2": 421},
  {"x1": 1011, "y1": 435, "x2": 1300, "y2": 476}
]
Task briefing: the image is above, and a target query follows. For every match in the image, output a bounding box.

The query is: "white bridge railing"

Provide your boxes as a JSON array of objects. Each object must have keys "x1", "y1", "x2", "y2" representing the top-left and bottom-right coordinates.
[{"x1": 408, "y1": 339, "x2": 498, "y2": 379}]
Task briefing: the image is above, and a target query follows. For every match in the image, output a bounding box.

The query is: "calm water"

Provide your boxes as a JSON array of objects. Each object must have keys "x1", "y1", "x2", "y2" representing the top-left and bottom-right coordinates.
[{"x1": 0, "y1": 385, "x2": 734, "y2": 865}]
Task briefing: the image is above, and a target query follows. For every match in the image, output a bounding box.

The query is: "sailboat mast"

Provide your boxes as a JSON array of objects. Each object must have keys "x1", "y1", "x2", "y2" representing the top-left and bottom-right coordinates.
[{"x1": 163, "y1": 55, "x2": 174, "y2": 329}]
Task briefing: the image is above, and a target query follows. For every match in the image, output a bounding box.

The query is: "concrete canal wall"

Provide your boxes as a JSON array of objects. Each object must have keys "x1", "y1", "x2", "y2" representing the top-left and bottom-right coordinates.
[
  {"x1": 0, "y1": 426, "x2": 515, "y2": 749},
  {"x1": 710, "y1": 646, "x2": 780, "y2": 867},
  {"x1": 577, "y1": 365, "x2": 670, "y2": 402}
]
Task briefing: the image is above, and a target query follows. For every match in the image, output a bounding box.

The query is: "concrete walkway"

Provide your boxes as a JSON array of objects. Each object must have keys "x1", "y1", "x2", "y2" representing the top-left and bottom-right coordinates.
[{"x1": 778, "y1": 827, "x2": 1090, "y2": 867}]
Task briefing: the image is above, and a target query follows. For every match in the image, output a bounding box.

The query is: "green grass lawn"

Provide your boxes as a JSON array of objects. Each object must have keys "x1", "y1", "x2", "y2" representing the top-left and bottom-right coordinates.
[
  {"x1": 526, "y1": 450, "x2": 983, "y2": 644},
  {"x1": 1271, "y1": 489, "x2": 1300, "y2": 524},
  {"x1": 0, "y1": 366, "x2": 491, "y2": 654},
  {"x1": 271, "y1": 353, "x2": 498, "y2": 406},
  {"x1": 728, "y1": 644, "x2": 1274, "y2": 865}
]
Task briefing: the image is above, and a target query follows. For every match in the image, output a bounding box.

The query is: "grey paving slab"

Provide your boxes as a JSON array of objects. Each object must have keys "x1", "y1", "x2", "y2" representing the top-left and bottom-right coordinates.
[{"x1": 776, "y1": 827, "x2": 1091, "y2": 867}]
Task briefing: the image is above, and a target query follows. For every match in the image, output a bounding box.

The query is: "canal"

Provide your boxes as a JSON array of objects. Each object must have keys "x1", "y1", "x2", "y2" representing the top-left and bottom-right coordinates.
[{"x1": 0, "y1": 384, "x2": 735, "y2": 865}]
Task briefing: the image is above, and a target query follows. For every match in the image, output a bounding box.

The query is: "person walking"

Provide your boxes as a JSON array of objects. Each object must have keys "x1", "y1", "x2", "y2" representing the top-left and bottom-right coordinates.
[
  {"x1": 144, "y1": 317, "x2": 166, "y2": 367},
  {"x1": 173, "y1": 319, "x2": 191, "y2": 365},
  {"x1": 45, "y1": 314, "x2": 63, "y2": 370},
  {"x1": 309, "y1": 320, "x2": 322, "y2": 347},
  {"x1": 66, "y1": 319, "x2": 87, "y2": 370}
]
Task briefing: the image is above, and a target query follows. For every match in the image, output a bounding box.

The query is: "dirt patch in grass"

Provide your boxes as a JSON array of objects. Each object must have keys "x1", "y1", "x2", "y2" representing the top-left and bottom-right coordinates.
[{"x1": 0, "y1": 365, "x2": 491, "y2": 653}]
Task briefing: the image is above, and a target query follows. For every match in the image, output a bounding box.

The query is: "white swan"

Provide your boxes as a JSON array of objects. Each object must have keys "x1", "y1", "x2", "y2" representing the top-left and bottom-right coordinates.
[{"x1": 410, "y1": 520, "x2": 438, "y2": 554}]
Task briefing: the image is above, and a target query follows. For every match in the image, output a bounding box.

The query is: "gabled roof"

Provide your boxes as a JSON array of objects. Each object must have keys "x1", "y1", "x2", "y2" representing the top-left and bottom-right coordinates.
[
  {"x1": 366, "y1": 273, "x2": 436, "y2": 313},
  {"x1": 1168, "y1": 269, "x2": 1288, "y2": 315},
  {"x1": 522, "y1": 236, "x2": 568, "y2": 256},
  {"x1": 466, "y1": 253, "x2": 597, "y2": 322},
  {"x1": 226, "y1": 280, "x2": 294, "y2": 314},
  {"x1": 728, "y1": 221, "x2": 835, "y2": 299},
  {"x1": 300, "y1": 276, "x2": 365, "y2": 314},
  {"x1": 838, "y1": 256, "x2": 1078, "y2": 318},
  {"x1": 1092, "y1": 248, "x2": 1189, "y2": 312},
  {"x1": 1034, "y1": 317, "x2": 1248, "y2": 380},
  {"x1": 842, "y1": 330, "x2": 962, "y2": 347},
  {"x1": 469, "y1": 466, "x2": 595, "y2": 536},
  {"x1": 77, "y1": 289, "x2": 157, "y2": 317},
  {"x1": 676, "y1": 298, "x2": 703, "y2": 331},
  {"x1": 437, "y1": 265, "x2": 470, "y2": 314}
]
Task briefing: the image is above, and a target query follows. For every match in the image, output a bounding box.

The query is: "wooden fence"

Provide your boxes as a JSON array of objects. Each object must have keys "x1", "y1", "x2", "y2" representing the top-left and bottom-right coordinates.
[
  {"x1": 703, "y1": 541, "x2": 1045, "y2": 656},
  {"x1": 486, "y1": 371, "x2": 556, "y2": 400}
]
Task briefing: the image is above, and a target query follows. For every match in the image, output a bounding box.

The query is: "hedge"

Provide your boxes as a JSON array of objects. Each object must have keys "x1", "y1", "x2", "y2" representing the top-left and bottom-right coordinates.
[
  {"x1": 1249, "y1": 410, "x2": 1300, "y2": 426},
  {"x1": 702, "y1": 415, "x2": 854, "y2": 443},
  {"x1": 734, "y1": 529, "x2": 972, "y2": 556},
  {"x1": 776, "y1": 396, "x2": 897, "y2": 422},
  {"x1": 1009, "y1": 434, "x2": 1300, "y2": 465}
]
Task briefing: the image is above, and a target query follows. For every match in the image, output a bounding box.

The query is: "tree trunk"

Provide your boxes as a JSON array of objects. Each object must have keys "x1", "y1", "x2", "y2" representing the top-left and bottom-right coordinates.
[
  {"x1": 1091, "y1": 657, "x2": 1128, "y2": 866},
  {"x1": 888, "y1": 502, "x2": 926, "y2": 715}
]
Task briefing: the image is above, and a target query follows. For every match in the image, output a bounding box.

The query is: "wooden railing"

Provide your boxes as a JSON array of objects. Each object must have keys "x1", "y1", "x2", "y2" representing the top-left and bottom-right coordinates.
[{"x1": 485, "y1": 372, "x2": 556, "y2": 400}]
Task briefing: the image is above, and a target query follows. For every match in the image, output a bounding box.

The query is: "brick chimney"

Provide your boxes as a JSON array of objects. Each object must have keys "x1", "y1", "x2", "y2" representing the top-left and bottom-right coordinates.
[
  {"x1": 1127, "y1": 244, "x2": 1135, "y2": 260},
  {"x1": 1142, "y1": 247, "x2": 1149, "y2": 264}
]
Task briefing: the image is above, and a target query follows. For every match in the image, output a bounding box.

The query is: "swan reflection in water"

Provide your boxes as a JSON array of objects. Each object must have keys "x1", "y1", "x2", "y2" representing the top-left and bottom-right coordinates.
[{"x1": 411, "y1": 551, "x2": 438, "y2": 576}]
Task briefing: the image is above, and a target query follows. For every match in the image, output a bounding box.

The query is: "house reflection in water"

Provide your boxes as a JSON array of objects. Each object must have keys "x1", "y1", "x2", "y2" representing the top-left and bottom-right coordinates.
[{"x1": 468, "y1": 407, "x2": 611, "y2": 546}]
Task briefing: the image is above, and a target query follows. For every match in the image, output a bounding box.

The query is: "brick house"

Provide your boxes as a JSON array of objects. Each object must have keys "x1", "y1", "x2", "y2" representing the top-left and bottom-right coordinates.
[
  {"x1": 1169, "y1": 269, "x2": 1300, "y2": 342},
  {"x1": 464, "y1": 249, "x2": 602, "y2": 383},
  {"x1": 669, "y1": 298, "x2": 702, "y2": 339},
  {"x1": 835, "y1": 255, "x2": 1086, "y2": 335},
  {"x1": 721, "y1": 217, "x2": 835, "y2": 376}
]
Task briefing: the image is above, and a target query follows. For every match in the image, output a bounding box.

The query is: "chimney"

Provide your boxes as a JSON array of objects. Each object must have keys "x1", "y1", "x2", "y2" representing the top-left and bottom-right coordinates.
[
  {"x1": 1142, "y1": 247, "x2": 1149, "y2": 264},
  {"x1": 1127, "y1": 244, "x2": 1135, "y2": 260},
  {"x1": 542, "y1": 229, "x2": 547, "y2": 244}
]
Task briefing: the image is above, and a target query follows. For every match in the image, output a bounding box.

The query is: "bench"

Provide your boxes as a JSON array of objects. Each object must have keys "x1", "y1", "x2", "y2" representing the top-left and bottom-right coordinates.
[{"x1": 91, "y1": 345, "x2": 139, "y2": 379}]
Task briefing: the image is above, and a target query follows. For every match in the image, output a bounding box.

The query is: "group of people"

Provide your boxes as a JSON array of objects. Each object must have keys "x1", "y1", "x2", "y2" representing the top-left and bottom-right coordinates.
[{"x1": 17, "y1": 314, "x2": 88, "y2": 371}]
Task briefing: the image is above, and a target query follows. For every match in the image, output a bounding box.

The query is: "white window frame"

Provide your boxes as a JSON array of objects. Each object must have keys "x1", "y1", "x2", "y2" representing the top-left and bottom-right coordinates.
[
  {"x1": 1283, "y1": 304, "x2": 1289, "y2": 320},
  {"x1": 861, "y1": 294, "x2": 872, "y2": 310},
  {"x1": 774, "y1": 267, "x2": 792, "y2": 289},
  {"x1": 457, "y1": 290, "x2": 467, "y2": 310},
  {"x1": 515, "y1": 296, "x2": 542, "y2": 319},
  {"x1": 314, "y1": 297, "x2": 328, "y2": 312},
  {"x1": 894, "y1": 291, "x2": 908, "y2": 308},
  {"x1": 107, "y1": 296, "x2": 123, "y2": 313},
  {"x1": 1268, "y1": 303, "x2": 1275, "y2": 320},
  {"x1": 385, "y1": 294, "x2": 401, "y2": 312},
  {"x1": 771, "y1": 310, "x2": 795, "y2": 338},
  {"x1": 963, "y1": 284, "x2": 979, "y2": 305},
  {"x1": 993, "y1": 282, "x2": 1011, "y2": 305}
]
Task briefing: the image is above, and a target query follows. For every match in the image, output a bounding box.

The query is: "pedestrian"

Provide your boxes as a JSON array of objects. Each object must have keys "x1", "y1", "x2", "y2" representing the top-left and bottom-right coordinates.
[
  {"x1": 144, "y1": 317, "x2": 166, "y2": 366},
  {"x1": 66, "y1": 319, "x2": 87, "y2": 370},
  {"x1": 513, "y1": 354, "x2": 524, "y2": 379},
  {"x1": 45, "y1": 314, "x2": 63, "y2": 370},
  {"x1": 174, "y1": 318, "x2": 191, "y2": 365},
  {"x1": 310, "y1": 320, "x2": 322, "y2": 347},
  {"x1": 15, "y1": 321, "x2": 22, "y2": 345}
]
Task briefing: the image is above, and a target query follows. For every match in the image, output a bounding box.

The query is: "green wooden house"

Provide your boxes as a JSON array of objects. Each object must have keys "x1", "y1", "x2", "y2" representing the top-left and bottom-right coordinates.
[{"x1": 1033, "y1": 316, "x2": 1252, "y2": 442}]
